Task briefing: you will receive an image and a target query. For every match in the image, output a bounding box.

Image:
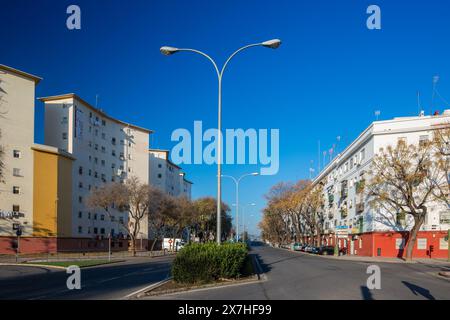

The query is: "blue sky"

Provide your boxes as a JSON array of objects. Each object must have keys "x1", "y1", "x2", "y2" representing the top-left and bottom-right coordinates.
[{"x1": 2, "y1": 0, "x2": 450, "y2": 236}]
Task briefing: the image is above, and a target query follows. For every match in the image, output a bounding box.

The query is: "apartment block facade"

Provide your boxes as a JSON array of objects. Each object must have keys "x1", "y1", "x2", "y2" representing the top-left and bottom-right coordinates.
[
  {"x1": 312, "y1": 112, "x2": 450, "y2": 258},
  {"x1": 149, "y1": 149, "x2": 192, "y2": 199},
  {"x1": 0, "y1": 65, "x2": 41, "y2": 238},
  {"x1": 40, "y1": 94, "x2": 153, "y2": 242}
]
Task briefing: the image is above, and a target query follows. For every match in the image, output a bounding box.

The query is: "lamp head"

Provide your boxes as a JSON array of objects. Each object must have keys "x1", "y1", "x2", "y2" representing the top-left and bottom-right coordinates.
[
  {"x1": 160, "y1": 46, "x2": 179, "y2": 56},
  {"x1": 261, "y1": 39, "x2": 282, "y2": 49}
]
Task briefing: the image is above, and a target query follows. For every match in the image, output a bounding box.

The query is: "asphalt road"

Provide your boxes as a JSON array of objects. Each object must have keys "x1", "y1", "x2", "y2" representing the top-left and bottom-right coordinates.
[
  {"x1": 158, "y1": 244, "x2": 450, "y2": 300},
  {"x1": 0, "y1": 255, "x2": 174, "y2": 300}
]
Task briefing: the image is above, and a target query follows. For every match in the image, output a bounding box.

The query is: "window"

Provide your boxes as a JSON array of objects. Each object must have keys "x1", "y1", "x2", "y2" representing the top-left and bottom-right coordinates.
[
  {"x1": 13, "y1": 150, "x2": 21, "y2": 158},
  {"x1": 94, "y1": 157, "x2": 98, "y2": 164},
  {"x1": 101, "y1": 214, "x2": 105, "y2": 221},
  {"x1": 62, "y1": 116, "x2": 68, "y2": 124},
  {"x1": 360, "y1": 148, "x2": 366, "y2": 161},
  {"x1": 79, "y1": 166, "x2": 83, "y2": 175},
  {"x1": 13, "y1": 205, "x2": 20, "y2": 212},
  {"x1": 101, "y1": 146, "x2": 106, "y2": 153},
  {"x1": 95, "y1": 129, "x2": 98, "y2": 136},
  {"x1": 112, "y1": 137, "x2": 116, "y2": 145},
  {"x1": 158, "y1": 174, "x2": 162, "y2": 179},
  {"x1": 88, "y1": 169, "x2": 92, "y2": 176},
  {"x1": 78, "y1": 196, "x2": 83, "y2": 204},
  {"x1": 88, "y1": 227, "x2": 91, "y2": 234},
  {"x1": 88, "y1": 212, "x2": 91, "y2": 219},
  {"x1": 419, "y1": 135, "x2": 429, "y2": 147},
  {"x1": 101, "y1": 133, "x2": 106, "y2": 140},
  {"x1": 101, "y1": 160, "x2": 105, "y2": 166},
  {"x1": 111, "y1": 163, "x2": 116, "y2": 169},
  {"x1": 62, "y1": 132, "x2": 68, "y2": 140},
  {"x1": 112, "y1": 150, "x2": 116, "y2": 157},
  {"x1": 13, "y1": 186, "x2": 20, "y2": 194},
  {"x1": 78, "y1": 211, "x2": 82, "y2": 218},
  {"x1": 102, "y1": 120, "x2": 106, "y2": 126},
  {"x1": 94, "y1": 144, "x2": 98, "y2": 151},
  {"x1": 158, "y1": 164, "x2": 162, "y2": 168},
  {"x1": 78, "y1": 182, "x2": 83, "y2": 189},
  {"x1": 94, "y1": 227, "x2": 98, "y2": 234},
  {"x1": 100, "y1": 228, "x2": 105, "y2": 235},
  {"x1": 13, "y1": 168, "x2": 21, "y2": 177},
  {"x1": 94, "y1": 214, "x2": 98, "y2": 220},
  {"x1": 78, "y1": 226, "x2": 83, "y2": 234}
]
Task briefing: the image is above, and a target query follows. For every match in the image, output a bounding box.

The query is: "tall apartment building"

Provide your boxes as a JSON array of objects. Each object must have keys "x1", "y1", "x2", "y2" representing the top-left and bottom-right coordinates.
[
  {"x1": 39, "y1": 94, "x2": 153, "y2": 242},
  {"x1": 149, "y1": 149, "x2": 192, "y2": 199},
  {"x1": 312, "y1": 111, "x2": 450, "y2": 258},
  {"x1": 0, "y1": 65, "x2": 41, "y2": 237}
]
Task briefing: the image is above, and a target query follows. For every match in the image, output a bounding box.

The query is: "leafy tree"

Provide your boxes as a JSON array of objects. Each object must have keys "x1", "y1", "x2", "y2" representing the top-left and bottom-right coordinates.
[{"x1": 192, "y1": 197, "x2": 232, "y2": 242}]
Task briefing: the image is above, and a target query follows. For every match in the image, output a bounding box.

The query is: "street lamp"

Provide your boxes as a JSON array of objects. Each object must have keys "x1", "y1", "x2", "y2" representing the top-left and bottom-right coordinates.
[
  {"x1": 161, "y1": 40, "x2": 281, "y2": 244},
  {"x1": 223, "y1": 173, "x2": 259, "y2": 241},
  {"x1": 233, "y1": 202, "x2": 256, "y2": 242}
]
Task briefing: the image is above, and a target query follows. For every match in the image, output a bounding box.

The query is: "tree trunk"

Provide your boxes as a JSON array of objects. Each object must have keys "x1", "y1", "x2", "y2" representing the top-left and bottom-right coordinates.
[{"x1": 405, "y1": 214, "x2": 425, "y2": 261}]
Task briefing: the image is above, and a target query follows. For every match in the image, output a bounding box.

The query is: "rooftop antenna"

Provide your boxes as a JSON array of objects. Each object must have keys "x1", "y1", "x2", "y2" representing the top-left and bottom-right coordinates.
[
  {"x1": 431, "y1": 75, "x2": 439, "y2": 115},
  {"x1": 374, "y1": 110, "x2": 381, "y2": 121},
  {"x1": 318, "y1": 140, "x2": 321, "y2": 172},
  {"x1": 417, "y1": 91, "x2": 422, "y2": 115},
  {"x1": 95, "y1": 94, "x2": 100, "y2": 110},
  {"x1": 323, "y1": 150, "x2": 327, "y2": 168},
  {"x1": 335, "y1": 136, "x2": 341, "y2": 156}
]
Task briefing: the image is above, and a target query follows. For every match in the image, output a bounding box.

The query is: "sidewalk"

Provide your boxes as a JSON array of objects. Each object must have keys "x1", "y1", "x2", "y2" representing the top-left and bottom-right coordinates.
[
  {"x1": 278, "y1": 246, "x2": 450, "y2": 266},
  {"x1": 0, "y1": 250, "x2": 173, "y2": 264}
]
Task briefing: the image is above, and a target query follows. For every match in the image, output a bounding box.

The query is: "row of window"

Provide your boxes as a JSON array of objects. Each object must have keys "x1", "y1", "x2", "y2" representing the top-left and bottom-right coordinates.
[{"x1": 77, "y1": 211, "x2": 124, "y2": 223}]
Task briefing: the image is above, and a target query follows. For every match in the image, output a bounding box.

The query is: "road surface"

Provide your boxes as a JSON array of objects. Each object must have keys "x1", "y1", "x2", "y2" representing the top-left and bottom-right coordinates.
[
  {"x1": 0, "y1": 255, "x2": 174, "y2": 300},
  {"x1": 156, "y1": 244, "x2": 450, "y2": 300}
]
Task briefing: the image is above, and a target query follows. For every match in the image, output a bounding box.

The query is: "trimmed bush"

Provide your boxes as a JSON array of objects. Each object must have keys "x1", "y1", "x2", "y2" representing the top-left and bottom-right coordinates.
[{"x1": 172, "y1": 242, "x2": 248, "y2": 284}]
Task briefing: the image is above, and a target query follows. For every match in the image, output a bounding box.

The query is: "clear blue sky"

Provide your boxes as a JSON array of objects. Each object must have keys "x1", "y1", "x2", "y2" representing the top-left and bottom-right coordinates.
[{"x1": 2, "y1": 0, "x2": 450, "y2": 236}]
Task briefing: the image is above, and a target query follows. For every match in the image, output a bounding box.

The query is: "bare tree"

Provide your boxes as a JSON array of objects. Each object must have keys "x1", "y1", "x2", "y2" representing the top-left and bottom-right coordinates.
[
  {"x1": 87, "y1": 176, "x2": 152, "y2": 256},
  {"x1": 431, "y1": 126, "x2": 450, "y2": 207},
  {"x1": 367, "y1": 140, "x2": 444, "y2": 260}
]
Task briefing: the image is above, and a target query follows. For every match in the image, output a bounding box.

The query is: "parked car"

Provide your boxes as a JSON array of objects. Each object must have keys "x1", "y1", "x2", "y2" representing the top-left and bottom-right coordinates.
[
  {"x1": 304, "y1": 245, "x2": 313, "y2": 253},
  {"x1": 310, "y1": 246, "x2": 320, "y2": 254},
  {"x1": 292, "y1": 242, "x2": 302, "y2": 251},
  {"x1": 319, "y1": 246, "x2": 335, "y2": 255}
]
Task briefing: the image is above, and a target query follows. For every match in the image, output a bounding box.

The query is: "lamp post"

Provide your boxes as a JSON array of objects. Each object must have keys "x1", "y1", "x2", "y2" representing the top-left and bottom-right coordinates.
[
  {"x1": 223, "y1": 173, "x2": 259, "y2": 241},
  {"x1": 160, "y1": 39, "x2": 281, "y2": 244},
  {"x1": 234, "y1": 203, "x2": 256, "y2": 242}
]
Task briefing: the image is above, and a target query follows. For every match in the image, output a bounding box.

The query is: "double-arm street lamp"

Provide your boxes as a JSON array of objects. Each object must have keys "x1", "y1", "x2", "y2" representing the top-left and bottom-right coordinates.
[
  {"x1": 223, "y1": 173, "x2": 259, "y2": 241},
  {"x1": 160, "y1": 39, "x2": 281, "y2": 244}
]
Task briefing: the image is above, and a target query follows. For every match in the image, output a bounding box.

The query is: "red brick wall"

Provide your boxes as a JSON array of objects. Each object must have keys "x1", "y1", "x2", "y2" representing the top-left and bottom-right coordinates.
[{"x1": 0, "y1": 236, "x2": 57, "y2": 254}]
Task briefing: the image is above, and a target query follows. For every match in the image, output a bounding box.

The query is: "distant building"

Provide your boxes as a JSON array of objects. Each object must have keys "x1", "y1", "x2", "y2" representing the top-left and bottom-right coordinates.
[
  {"x1": 149, "y1": 149, "x2": 192, "y2": 199},
  {"x1": 312, "y1": 111, "x2": 450, "y2": 258}
]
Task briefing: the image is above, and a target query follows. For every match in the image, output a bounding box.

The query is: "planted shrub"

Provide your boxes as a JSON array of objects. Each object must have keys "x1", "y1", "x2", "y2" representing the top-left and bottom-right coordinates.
[{"x1": 172, "y1": 242, "x2": 248, "y2": 284}]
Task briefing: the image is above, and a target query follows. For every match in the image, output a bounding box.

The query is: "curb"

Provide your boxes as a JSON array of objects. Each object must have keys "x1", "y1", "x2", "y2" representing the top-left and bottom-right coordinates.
[
  {"x1": 252, "y1": 254, "x2": 267, "y2": 281},
  {"x1": 0, "y1": 263, "x2": 66, "y2": 270},
  {"x1": 123, "y1": 277, "x2": 173, "y2": 299},
  {"x1": 275, "y1": 247, "x2": 447, "y2": 265}
]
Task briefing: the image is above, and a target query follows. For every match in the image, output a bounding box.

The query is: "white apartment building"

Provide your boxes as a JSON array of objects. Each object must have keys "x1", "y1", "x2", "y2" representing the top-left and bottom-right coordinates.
[
  {"x1": 312, "y1": 111, "x2": 450, "y2": 257},
  {"x1": 0, "y1": 65, "x2": 41, "y2": 237},
  {"x1": 149, "y1": 149, "x2": 192, "y2": 199},
  {"x1": 39, "y1": 93, "x2": 153, "y2": 240}
]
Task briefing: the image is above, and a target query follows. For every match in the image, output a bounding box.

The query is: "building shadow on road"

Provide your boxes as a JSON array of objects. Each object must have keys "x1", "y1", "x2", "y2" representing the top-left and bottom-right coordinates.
[
  {"x1": 360, "y1": 286, "x2": 374, "y2": 300},
  {"x1": 401, "y1": 281, "x2": 435, "y2": 300}
]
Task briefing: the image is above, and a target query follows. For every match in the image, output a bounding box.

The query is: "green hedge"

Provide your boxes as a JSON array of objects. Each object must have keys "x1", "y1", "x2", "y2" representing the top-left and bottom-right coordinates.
[{"x1": 172, "y1": 242, "x2": 248, "y2": 284}]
